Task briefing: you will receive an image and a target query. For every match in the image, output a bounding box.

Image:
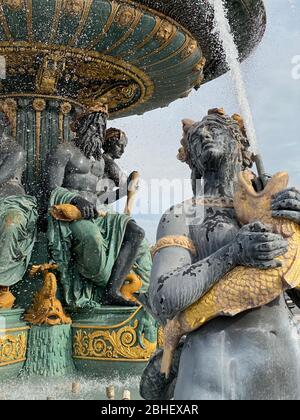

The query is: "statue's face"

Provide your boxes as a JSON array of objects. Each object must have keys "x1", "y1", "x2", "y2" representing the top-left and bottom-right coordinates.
[
  {"x1": 189, "y1": 121, "x2": 240, "y2": 173},
  {"x1": 108, "y1": 136, "x2": 128, "y2": 159}
]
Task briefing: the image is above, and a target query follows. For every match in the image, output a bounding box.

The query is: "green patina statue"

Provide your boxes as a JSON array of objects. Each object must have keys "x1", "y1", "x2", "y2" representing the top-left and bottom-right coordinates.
[
  {"x1": 0, "y1": 111, "x2": 38, "y2": 309},
  {"x1": 46, "y1": 107, "x2": 152, "y2": 310}
]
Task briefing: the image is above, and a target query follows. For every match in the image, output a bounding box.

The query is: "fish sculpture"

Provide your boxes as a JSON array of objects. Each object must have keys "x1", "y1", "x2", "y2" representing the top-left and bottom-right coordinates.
[
  {"x1": 161, "y1": 171, "x2": 300, "y2": 376},
  {"x1": 25, "y1": 263, "x2": 72, "y2": 326}
]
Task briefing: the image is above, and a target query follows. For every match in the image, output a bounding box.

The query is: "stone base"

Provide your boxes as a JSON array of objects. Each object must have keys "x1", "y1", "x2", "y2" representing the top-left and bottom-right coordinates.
[
  {"x1": 0, "y1": 309, "x2": 29, "y2": 381},
  {"x1": 22, "y1": 325, "x2": 75, "y2": 377},
  {"x1": 71, "y1": 306, "x2": 158, "y2": 378}
]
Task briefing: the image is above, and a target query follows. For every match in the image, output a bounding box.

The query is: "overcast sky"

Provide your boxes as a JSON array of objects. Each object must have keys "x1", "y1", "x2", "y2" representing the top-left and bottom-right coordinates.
[{"x1": 109, "y1": 0, "x2": 300, "y2": 240}]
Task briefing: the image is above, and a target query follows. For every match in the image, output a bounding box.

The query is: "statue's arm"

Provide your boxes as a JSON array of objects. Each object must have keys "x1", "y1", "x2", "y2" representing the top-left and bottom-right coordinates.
[
  {"x1": 46, "y1": 144, "x2": 72, "y2": 192},
  {"x1": 0, "y1": 143, "x2": 25, "y2": 185},
  {"x1": 103, "y1": 155, "x2": 127, "y2": 188},
  {"x1": 148, "y1": 209, "x2": 239, "y2": 323}
]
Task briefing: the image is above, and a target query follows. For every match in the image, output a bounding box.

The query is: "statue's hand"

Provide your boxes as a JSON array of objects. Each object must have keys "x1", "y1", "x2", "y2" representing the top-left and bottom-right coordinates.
[
  {"x1": 234, "y1": 222, "x2": 288, "y2": 270},
  {"x1": 71, "y1": 196, "x2": 98, "y2": 220},
  {"x1": 272, "y1": 187, "x2": 300, "y2": 225}
]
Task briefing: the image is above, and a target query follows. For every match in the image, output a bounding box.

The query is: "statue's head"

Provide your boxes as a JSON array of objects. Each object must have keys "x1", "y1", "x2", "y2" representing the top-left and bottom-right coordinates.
[
  {"x1": 103, "y1": 128, "x2": 128, "y2": 159},
  {"x1": 72, "y1": 104, "x2": 108, "y2": 159},
  {"x1": 184, "y1": 109, "x2": 253, "y2": 178}
]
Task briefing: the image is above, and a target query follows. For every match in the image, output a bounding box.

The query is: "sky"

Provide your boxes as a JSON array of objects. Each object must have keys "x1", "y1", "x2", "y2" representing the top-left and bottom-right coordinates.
[{"x1": 108, "y1": 0, "x2": 300, "y2": 242}]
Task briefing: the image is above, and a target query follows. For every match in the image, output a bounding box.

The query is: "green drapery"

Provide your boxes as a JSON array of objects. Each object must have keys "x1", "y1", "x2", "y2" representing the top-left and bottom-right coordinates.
[
  {"x1": 0, "y1": 195, "x2": 38, "y2": 287},
  {"x1": 47, "y1": 188, "x2": 152, "y2": 309}
]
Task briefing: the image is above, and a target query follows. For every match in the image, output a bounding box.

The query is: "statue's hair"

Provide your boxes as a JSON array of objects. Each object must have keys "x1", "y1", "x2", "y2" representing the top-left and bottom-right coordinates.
[
  {"x1": 103, "y1": 128, "x2": 128, "y2": 153},
  {"x1": 73, "y1": 112, "x2": 107, "y2": 160},
  {"x1": 186, "y1": 109, "x2": 253, "y2": 171}
]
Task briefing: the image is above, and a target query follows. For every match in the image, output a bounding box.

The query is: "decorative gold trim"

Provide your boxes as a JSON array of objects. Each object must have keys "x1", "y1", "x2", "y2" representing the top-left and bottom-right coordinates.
[
  {"x1": 49, "y1": 0, "x2": 63, "y2": 44},
  {"x1": 88, "y1": 0, "x2": 119, "y2": 50},
  {"x1": 26, "y1": 0, "x2": 33, "y2": 41},
  {"x1": 73, "y1": 356, "x2": 152, "y2": 363},
  {"x1": 145, "y1": 34, "x2": 191, "y2": 70},
  {"x1": 0, "y1": 3, "x2": 12, "y2": 40},
  {"x1": 73, "y1": 318, "x2": 156, "y2": 361},
  {"x1": 32, "y1": 98, "x2": 46, "y2": 175},
  {"x1": 106, "y1": 8, "x2": 142, "y2": 53},
  {"x1": 120, "y1": 0, "x2": 197, "y2": 42},
  {"x1": 3, "y1": 0, "x2": 23, "y2": 10},
  {"x1": 0, "y1": 41, "x2": 154, "y2": 114},
  {"x1": 132, "y1": 20, "x2": 178, "y2": 65},
  {"x1": 59, "y1": 101, "x2": 72, "y2": 142},
  {"x1": 72, "y1": 306, "x2": 143, "y2": 330},
  {"x1": 64, "y1": 0, "x2": 85, "y2": 17},
  {"x1": 0, "y1": 93, "x2": 83, "y2": 108},
  {"x1": 152, "y1": 235, "x2": 197, "y2": 258},
  {"x1": 68, "y1": 0, "x2": 93, "y2": 47},
  {"x1": 0, "y1": 326, "x2": 30, "y2": 333},
  {"x1": 0, "y1": 358, "x2": 26, "y2": 367},
  {"x1": 119, "y1": 15, "x2": 161, "y2": 58},
  {"x1": 0, "y1": 97, "x2": 17, "y2": 138},
  {"x1": 0, "y1": 332, "x2": 27, "y2": 367}
]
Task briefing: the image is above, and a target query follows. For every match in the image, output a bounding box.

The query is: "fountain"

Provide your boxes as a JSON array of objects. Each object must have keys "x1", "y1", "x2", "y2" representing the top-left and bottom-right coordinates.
[{"x1": 0, "y1": 0, "x2": 267, "y2": 396}]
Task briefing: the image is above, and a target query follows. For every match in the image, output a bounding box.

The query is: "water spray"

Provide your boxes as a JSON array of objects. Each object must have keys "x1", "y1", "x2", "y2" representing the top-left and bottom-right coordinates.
[{"x1": 208, "y1": 0, "x2": 268, "y2": 187}]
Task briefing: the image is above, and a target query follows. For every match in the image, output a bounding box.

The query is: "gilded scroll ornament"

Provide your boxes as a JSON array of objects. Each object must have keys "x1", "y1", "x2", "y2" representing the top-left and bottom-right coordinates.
[
  {"x1": 0, "y1": 333, "x2": 27, "y2": 366},
  {"x1": 152, "y1": 235, "x2": 197, "y2": 258},
  {"x1": 73, "y1": 319, "x2": 156, "y2": 361}
]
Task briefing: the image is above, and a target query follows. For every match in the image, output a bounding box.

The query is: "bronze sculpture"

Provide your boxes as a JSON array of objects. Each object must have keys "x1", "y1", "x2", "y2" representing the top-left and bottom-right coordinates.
[
  {"x1": 46, "y1": 106, "x2": 152, "y2": 309},
  {"x1": 0, "y1": 111, "x2": 38, "y2": 309}
]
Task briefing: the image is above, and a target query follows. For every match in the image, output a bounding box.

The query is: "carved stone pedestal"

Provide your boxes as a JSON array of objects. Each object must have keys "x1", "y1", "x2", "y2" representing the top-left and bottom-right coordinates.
[{"x1": 22, "y1": 325, "x2": 75, "y2": 377}]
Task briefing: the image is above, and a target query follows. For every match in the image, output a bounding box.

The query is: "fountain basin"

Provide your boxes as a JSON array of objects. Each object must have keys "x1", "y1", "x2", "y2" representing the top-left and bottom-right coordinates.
[
  {"x1": 0, "y1": 0, "x2": 266, "y2": 118},
  {"x1": 71, "y1": 306, "x2": 158, "y2": 378}
]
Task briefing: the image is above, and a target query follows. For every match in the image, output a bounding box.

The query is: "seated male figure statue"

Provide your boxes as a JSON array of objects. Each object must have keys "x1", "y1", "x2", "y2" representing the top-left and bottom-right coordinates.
[
  {"x1": 0, "y1": 111, "x2": 38, "y2": 309},
  {"x1": 46, "y1": 105, "x2": 151, "y2": 309}
]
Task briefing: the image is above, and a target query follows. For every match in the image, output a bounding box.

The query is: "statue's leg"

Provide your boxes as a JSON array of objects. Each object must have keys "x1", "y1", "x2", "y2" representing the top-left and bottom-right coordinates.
[
  {"x1": 69, "y1": 220, "x2": 108, "y2": 284},
  {"x1": 102, "y1": 220, "x2": 145, "y2": 305}
]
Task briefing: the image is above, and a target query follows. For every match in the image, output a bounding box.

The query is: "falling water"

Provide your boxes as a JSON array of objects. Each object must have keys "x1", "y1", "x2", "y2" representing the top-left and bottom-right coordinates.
[{"x1": 208, "y1": 0, "x2": 258, "y2": 154}]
